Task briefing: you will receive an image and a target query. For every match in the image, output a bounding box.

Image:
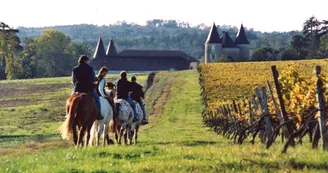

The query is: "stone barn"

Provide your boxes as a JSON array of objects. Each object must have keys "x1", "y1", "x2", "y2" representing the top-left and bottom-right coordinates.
[{"x1": 90, "y1": 39, "x2": 199, "y2": 73}]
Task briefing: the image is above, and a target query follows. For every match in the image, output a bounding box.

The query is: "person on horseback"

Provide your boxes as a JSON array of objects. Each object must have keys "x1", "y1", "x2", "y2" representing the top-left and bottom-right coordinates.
[
  {"x1": 130, "y1": 76, "x2": 148, "y2": 125},
  {"x1": 96, "y1": 67, "x2": 109, "y2": 97},
  {"x1": 116, "y1": 71, "x2": 138, "y2": 122},
  {"x1": 72, "y1": 55, "x2": 103, "y2": 120},
  {"x1": 106, "y1": 82, "x2": 116, "y2": 98},
  {"x1": 95, "y1": 67, "x2": 117, "y2": 117}
]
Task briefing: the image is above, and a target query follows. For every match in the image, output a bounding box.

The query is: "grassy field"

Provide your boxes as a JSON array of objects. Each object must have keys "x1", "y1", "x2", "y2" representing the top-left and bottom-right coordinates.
[{"x1": 1, "y1": 69, "x2": 328, "y2": 172}]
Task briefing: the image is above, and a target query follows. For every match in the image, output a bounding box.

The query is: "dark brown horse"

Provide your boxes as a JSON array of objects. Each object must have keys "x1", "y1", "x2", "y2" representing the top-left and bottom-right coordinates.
[{"x1": 60, "y1": 93, "x2": 98, "y2": 146}]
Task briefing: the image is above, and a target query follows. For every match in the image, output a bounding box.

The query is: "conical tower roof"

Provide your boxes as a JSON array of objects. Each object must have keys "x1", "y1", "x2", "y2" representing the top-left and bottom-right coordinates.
[
  {"x1": 106, "y1": 39, "x2": 117, "y2": 57},
  {"x1": 93, "y1": 37, "x2": 106, "y2": 58},
  {"x1": 205, "y1": 23, "x2": 222, "y2": 44},
  {"x1": 222, "y1": 32, "x2": 238, "y2": 48},
  {"x1": 234, "y1": 24, "x2": 250, "y2": 44}
]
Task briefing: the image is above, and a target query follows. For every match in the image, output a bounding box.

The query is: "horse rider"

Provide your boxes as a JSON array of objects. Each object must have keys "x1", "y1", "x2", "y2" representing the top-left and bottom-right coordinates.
[
  {"x1": 116, "y1": 71, "x2": 138, "y2": 122},
  {"x1": 72, "y1": 55, "x2": 103, "y2": 120},
  {"x1": 95, "y1": 66, "x2": 117, "y2": 116},
  {"x1": 130, "y1": 76, "x2": 148, "y2": 125},
  {"x1": 106, "y1": 82, "x2": 116, "y2": 98},
  {"x1": 95, "y1": 66, "x2": 109, "y2": 97}
]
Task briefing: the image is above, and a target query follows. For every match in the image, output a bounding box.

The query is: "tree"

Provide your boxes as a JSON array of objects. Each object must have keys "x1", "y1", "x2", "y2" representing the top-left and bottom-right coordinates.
[
  {"x1": 0, "y1": 22, "x2": 23, "y2": 79},
  {"x1": 319, "y1": 20, "x2": 328, "y2": 37},
  {"x1": 317, "y1": 33, "x2": 328, "y2": 58},
  {"x1": 303, "y1": 16, "x2": 321, "y2": 57},
  {"x1": 21, "y1": 37, "x2": 38, "y2": 78},
  {"x1": 281, "y1": 48, "x2": 300, "y2": 60},
  {"x1": 251, "y1": 48, "x2": 270, "y2": 61},
  {"x1": 303, "y1": 16, "x2": 321, "y2": 40},
  {"x1": 35, "y1": 29, "x2": 73, "y2": 77},
  {"x1": 263, "y1": 46, "x2": 285, "y2": 61},
  {"x1": 290, "y1": 35, "x2": 309, "y2": 58}
]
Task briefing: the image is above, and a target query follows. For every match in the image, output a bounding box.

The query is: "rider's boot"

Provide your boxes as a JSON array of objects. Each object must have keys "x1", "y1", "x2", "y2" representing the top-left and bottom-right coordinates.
[{"x1": 97, "y1": 113, "x2": 104, "y2": 120}]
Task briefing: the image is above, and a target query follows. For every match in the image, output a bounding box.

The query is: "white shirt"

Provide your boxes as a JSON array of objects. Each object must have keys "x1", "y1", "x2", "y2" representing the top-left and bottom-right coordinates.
[{"x1": 98, "y1": 79, "x2": 106, "y2": 97}]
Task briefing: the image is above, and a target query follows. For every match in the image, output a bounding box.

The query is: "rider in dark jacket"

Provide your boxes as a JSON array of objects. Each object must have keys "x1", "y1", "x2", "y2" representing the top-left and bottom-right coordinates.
[
  {"x1": 72, "y1": 55, "x2": 103, "y2": 120},
  {"x1": 130, "y1": 76, "x2": 148, "y2": 124},
  {"x1": 116, "y1": 71, "x2": 138, "y2": 122}
]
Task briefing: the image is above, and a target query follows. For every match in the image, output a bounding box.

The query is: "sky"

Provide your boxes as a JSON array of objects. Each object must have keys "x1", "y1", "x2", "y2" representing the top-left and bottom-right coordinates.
[{"x1": 1, "y1": 0, "x2": 327, "y2": 32}]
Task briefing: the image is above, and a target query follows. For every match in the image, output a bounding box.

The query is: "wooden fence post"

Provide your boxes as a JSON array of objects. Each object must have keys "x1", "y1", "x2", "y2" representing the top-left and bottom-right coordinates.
[
  {"x1": 226, "y1": 105, "x2": 233, "y2": 121},
  {"x1": 232, "y1": 100, "x2": 238, "y2": 113},
  {"x1": 252, "y1": 94, "x2": 259, "y2": 111},
  {"x1": 238, "y1": 103, "x2": 242, "y2": 116},
  {"x1": 248, "y1": 100, "x2": 254, "y2": 125},
  {"x1": 261, "y1": 87, "x2": 273, "y2": 142},
  {"x1": 266, "y1": 80, "x2": 288, "y2": 142},
  {"x1": 266, "y1": 81, "x2": 283, "y2": 122},
  {"x1": 271, "y1": 65, "x2": 293, "y2": 137},
  {"x1": 315, "y1": 65, "x2": 328, "y2": 150},
  {"x1": 255, "y1": 87, "x2": 273, "y2": 143}
]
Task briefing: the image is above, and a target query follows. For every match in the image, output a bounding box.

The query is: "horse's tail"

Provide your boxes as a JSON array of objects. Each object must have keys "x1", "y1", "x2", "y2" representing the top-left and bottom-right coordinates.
[{"x1": 60, "y1": 95, "x2": 82, "y2": 140}]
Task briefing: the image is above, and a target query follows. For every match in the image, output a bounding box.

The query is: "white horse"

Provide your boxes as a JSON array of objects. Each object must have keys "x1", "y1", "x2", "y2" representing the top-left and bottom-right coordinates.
[
  {"x1": 111, "y1": 99, "x2": 143, "y2": 145},
  {"x1": 89, "y1": 97, "x2": 114, "y2": 146}
]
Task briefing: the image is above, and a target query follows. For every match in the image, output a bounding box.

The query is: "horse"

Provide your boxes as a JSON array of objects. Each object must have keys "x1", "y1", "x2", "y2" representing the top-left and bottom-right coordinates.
[
  {"x1": 129, "y1": 101, "x2": 144, "y2": 145},
  {"x1": 60, "y1": 93, "x2": 98, "y2": 147},
  {"x1": 109, "y1": 98, "x2": 144, "y2": 145},
  {"x1": 89, "y1": 97, "x2": 114, "y2": 146}
]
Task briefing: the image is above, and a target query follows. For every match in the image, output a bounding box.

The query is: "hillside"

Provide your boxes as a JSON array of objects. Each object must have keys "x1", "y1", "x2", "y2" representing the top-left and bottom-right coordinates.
[
  {"x1": 1, "y1": 70, "x2": 328, "y2": 172},
  {"x1": 17, "y1": 21, "x2": 297, "y2": 59}
]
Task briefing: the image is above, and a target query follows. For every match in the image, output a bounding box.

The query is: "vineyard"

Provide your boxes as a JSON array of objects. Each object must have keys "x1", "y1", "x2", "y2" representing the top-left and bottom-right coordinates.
[{"x1": 199, "y1": 60, "x2": 328, "y2": 153}]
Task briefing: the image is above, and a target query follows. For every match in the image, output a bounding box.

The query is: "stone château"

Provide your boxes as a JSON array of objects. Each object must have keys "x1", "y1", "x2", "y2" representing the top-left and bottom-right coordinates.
[{"x1": 204, "y1": 23, "x2": 250, "y2": 63}]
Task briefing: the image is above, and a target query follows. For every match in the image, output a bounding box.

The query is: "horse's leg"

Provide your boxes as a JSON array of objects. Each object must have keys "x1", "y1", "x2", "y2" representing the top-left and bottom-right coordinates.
[
  {"x1": 103, "y1": 123, "x2": 108, "y2": 146},
  {"x1": 89, "y1": 122, "x2": 95, "y2": 146},
  {"x1": 129, "y1": 128, "x2": 133, "y2": 145},
  {"x1": 72, "y1": 124, "x2": 78, "y2": 146},
  {"x1": 86, "y1": 123, "x2": 93, "y2": 147},
  {"x1": 78, "y1": 126, "x2": 87, "y2": 147},
  {"x1": 118, "y1": 127, "x2": 123, "y2": 145},
  {"x1": 123, "y1": 128, "x2": 128, "y2": 145},
  {"x1": 134, "y1": 125, "x2": 139, "y2": 145},
  {"x1": 106, "y1": 134, "x2": 110, "y2": 145},
  {"x1": 77, "y1": 126, "x2": 82, "y2": 147},
  {"x1": 114, "y1": 122, "x2": 120, "y2": 144},
  {"x1": 98, "y1": 121, "x2": 105, "y2": 147}
]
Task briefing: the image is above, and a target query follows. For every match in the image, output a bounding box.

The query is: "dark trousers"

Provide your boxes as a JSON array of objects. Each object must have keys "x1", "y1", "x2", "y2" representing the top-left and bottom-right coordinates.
[{"x1": 127, "y1": 96, "x2": 138, "y2": 120}]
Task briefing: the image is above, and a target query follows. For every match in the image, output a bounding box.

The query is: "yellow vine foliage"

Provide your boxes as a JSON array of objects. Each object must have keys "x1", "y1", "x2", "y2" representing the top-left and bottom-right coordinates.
[{"x1": 200, "y1": 60, "x2": 328, "y2": 124}]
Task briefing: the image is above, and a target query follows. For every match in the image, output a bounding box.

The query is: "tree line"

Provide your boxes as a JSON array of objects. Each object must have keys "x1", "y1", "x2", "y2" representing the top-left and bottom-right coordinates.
[
  {"x1": 17, "y1": 20, "x2": 297, "y2": 60},
  {"x1": 0, "y1": 23, "x2": 89, "y2": 79},
  {"x1": 0, "y1": 18, "x2": 325, "y2": 79},
  {"x1": 250, "y1": 16, "x2": 328, "y2": 62}
]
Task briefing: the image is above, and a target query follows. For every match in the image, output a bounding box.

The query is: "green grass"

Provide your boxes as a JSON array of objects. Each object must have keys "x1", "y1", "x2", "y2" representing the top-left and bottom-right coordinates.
[{"x1": 1, "y1": 70, "x2": 328, "y2": 172}]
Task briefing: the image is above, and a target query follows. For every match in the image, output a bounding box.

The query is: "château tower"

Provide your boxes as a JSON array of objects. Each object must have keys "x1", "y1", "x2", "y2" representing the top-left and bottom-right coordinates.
[
  {"x1": 93, "y1": 37, "x2": 106, "y2": 59},
  {"x1": 234, "y1": 24, "x2": 250, "y2": 61},
  {"x1": 204, "y1": 23, "x2": 222, "y2": 63},
  {"x1": 204, "y1": 23, "x2": 250, "y2": 63}
]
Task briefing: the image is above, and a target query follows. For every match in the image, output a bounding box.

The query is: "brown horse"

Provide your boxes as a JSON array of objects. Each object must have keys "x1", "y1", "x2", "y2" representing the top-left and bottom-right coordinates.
[{"x1": 60, "y1": 93, "x2": 98, "y2": 146}]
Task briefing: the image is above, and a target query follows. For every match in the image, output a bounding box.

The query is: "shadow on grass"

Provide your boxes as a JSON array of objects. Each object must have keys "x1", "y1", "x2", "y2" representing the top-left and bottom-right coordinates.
[
  {"x1": 239, "y1": 159, "x2": 328, "y2": 171},
  {"x1": 0, "y1": 134, "x2": 59, "y2": 148},
  {"x1": 139, "y1": 140, "x2": 223, "y2": 146}
]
